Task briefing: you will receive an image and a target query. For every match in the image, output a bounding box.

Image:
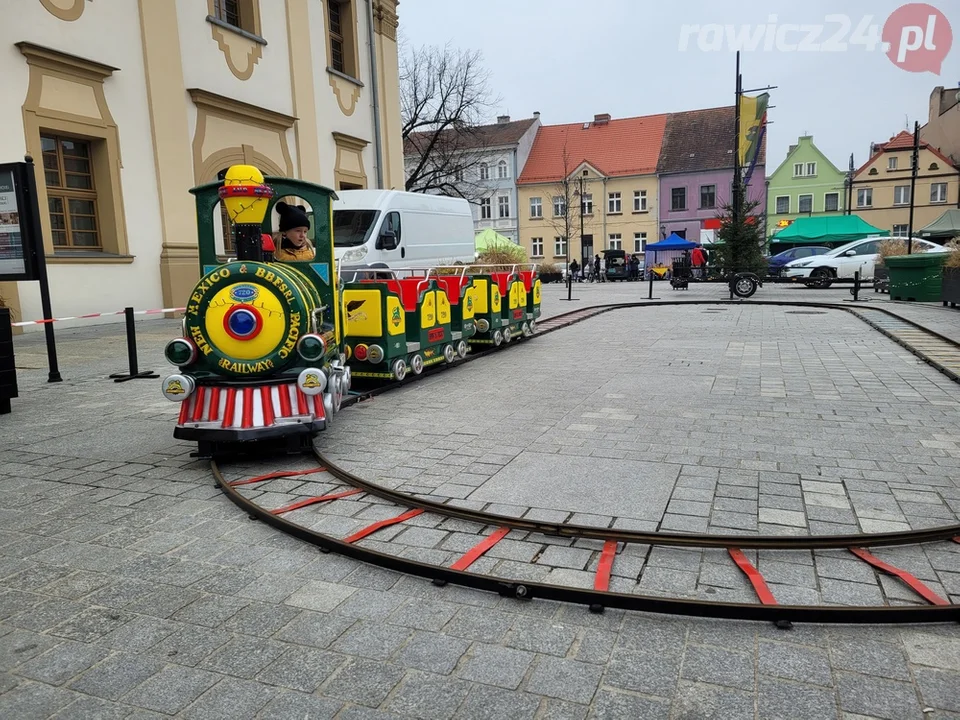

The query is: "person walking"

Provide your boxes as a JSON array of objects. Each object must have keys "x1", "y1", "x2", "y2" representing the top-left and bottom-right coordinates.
[
  {"x1": 570, "y1": 258, "x2": 580, "y2": 283},
  {"x1": 594, "y1": 254, "x2": 604, "y2": 282},
  {"x1": 691, "y1": 245, "x2": 706, "y2": 279}
]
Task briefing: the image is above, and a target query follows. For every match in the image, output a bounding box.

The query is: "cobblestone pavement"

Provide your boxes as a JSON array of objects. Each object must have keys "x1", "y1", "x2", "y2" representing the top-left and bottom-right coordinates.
[{"x1": 1, "y1": 288, "x2": 960, "y2": 719}]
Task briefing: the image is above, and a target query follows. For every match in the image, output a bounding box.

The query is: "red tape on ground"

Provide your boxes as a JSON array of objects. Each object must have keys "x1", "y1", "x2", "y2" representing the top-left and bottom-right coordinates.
[
  {"x1": 228, "y1": 468, "x2": 327, "y2": 487},
  {"x1": 271, "y1": 488, "x2": 363, "y2": 515},
  {"x1": 729, "y1": 548, "x2": 777, "y2": 605},
  {"x1": 849, "y1": 547, "x2": 949, "y2": 606},
  {"x1": 594, "y1": 540, "x2": 619, "y2": 592},
  {"x1": 344, "y1": 509, "x2": 424, "y2": 544},
  {"x1": 450, "y1": 527, "x2": 510, "y2": 571}
]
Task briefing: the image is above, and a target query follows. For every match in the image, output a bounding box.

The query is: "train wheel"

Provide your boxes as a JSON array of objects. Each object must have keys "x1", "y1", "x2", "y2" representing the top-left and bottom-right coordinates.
[
  {"x1": 456, "y1": 340, "x2": 468, "y2": 358},
  {"x1": 443, "y1": 344, "x2": 456, "y2": 364},
  {"x1": 410, "y1": 354, "x2": 424, "y2": 375},
  {"x1": 493, "y1": 329, "x2": 504, "y2": 347},
  {"x1": 392, "y1": 359, "x2": 407, "y2": 381},
  {"x1": 503, "y1": 327, "x2": 513, "y2": 343},
  {"x1": 522, "y1": 321, "x2": 532, "y2": 337},
  {"x1": 733, "y1": 276, "x2": 758, "y2": 299},
  {"x1": 529, "y1": 320, "x2": 537, "y2": 333}
]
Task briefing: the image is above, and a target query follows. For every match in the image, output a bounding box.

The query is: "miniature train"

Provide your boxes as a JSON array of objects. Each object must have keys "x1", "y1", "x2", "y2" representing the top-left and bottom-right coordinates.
[{"x1": 160, "y1": 165, "x2": 542, "y2": 456}]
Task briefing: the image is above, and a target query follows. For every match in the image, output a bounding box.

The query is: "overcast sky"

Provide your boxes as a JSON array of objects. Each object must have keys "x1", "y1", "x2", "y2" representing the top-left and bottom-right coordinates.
[{"x1": 399, "y1": 0, "x2": 958, "y2": 173}]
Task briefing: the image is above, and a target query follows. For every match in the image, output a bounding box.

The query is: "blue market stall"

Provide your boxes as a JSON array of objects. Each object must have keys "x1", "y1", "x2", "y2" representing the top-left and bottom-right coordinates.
[{"x1": 643, "y1": 234, "x2": 700, "y2": 278}]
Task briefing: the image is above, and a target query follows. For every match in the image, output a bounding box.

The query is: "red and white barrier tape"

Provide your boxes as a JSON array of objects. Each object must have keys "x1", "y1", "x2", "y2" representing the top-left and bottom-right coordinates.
[{"x1": 11, "y1": 307, "x2": 186, "y2": 327}]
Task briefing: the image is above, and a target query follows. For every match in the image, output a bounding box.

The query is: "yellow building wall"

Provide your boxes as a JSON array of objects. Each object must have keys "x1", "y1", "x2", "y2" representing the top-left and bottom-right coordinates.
[
  {"x1": 518, "y1": 169, "x2": 660, "y2": 263},
  {"x1": 852, "y1": 147, "x2": 959, "y2": 235}
]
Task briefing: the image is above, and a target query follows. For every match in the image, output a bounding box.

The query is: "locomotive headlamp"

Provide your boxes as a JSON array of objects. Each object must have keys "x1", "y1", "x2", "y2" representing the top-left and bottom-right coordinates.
[
  {"x1": 219, "y1": 164, "x2": 274, "y2": 261},
  {"x1": 297, "y1": 367, "x2": 326, "y2": 396},
  {"x1": 164, "y1": 338, "x2": 198, "y2": 367},
  {"x1": 161, "y1": 374, "x2": 195, "y2": 401},
  {"x1": 297, "y1": 333, "x2": 327, "y2": 361},
  {"x1": 366, "y1": 344, "x2": 384, "y2": 363}
]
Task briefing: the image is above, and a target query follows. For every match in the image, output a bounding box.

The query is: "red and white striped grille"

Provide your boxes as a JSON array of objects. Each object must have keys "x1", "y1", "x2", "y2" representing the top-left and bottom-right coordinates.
[{"x1": 176, "y1": 383, "x2": 324, "y2": 430}]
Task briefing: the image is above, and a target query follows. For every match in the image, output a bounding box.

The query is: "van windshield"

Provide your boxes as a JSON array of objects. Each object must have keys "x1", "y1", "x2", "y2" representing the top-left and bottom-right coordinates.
[{"x1": 333, "y1": 209, "x2": 379, "y2": 247}]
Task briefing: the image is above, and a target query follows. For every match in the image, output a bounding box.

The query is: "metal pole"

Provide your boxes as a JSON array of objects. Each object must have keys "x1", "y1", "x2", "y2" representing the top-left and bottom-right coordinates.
[
  {"x1": 648, "y1": 272, "x2": 654, "y2": 300},
  {"x1": 109, "y1": 307, "x2": 159, "y2": 382},
  {"x1": 733, "y1": 51, "x2": 741, "y2": 228},
  {"x1": 21, "y1": 156, "x2": 61, "y2": 383},
  {"x1": 907, "y1": 121, "x2": 920, "y2": 254}
]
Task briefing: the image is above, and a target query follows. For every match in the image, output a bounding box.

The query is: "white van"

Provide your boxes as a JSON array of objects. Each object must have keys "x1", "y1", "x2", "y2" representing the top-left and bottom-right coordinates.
[{"x1": 332, "y1": 190, "x2": 476, "y2": 268}]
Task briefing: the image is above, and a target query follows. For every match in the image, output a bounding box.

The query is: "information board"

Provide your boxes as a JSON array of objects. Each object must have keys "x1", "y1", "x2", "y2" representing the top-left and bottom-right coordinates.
[{"x1": 0, "y1": 162, "x2": 38, "y2": 282}]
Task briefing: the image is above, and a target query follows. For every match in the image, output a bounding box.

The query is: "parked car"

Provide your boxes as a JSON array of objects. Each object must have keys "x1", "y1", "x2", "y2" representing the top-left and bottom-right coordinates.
[
  {"x1": 782, "y1": 236, "x2": 947, "y2": 288},
  {"x1": 767, "y1": 246, "x2": 831, "y2": 276}
]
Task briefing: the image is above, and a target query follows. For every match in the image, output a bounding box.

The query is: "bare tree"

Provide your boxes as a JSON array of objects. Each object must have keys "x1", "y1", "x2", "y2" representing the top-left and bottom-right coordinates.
[
  {"x1": 401, "y1": 42, "x2": 501, "y2": 203},
  {"x1": 545, "y1": 145, "x2": 582, "y2": 270}
]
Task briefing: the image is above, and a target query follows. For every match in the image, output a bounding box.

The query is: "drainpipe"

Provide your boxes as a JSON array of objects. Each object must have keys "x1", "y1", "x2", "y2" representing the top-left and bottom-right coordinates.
[{"x1": 366, "y1": 0, "x2": 384, "y2": 188}]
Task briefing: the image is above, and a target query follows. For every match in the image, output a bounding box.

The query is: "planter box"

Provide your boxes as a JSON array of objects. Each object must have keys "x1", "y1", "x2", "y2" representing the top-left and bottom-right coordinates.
[
  {"x1": 885, "y1": 253, "x2": 947, "y2": 302},
  {"x1": 942, "y1": 266, "x2": 960, "y2": 307},
  {"x1": 0, "y1": 308, "x2": 17, "y2": 415}
]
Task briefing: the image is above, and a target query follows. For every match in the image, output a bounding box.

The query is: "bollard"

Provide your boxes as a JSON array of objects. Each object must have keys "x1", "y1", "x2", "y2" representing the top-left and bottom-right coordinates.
[
  {"x1": 647, "y1": 273, "x2": 659, "y2": 301},
  {"x1": 109, "y1": 307, "x2": 160, "y2": 383},
  {"x1": 853, "y1": 271, "x2": 860, "y2": 302}
]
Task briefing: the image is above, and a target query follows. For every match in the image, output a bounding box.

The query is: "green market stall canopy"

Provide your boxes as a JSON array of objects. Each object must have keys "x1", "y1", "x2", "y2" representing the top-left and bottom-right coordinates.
[
  {"x1": 772, "y1": 216, "x2": 888, "y2": 245},
  {"x1": 918, "y1": 209, "x2": 960, "y2": 241}
]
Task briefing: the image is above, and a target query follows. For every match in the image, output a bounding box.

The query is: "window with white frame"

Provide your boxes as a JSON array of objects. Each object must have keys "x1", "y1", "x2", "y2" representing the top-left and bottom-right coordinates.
[
  {"x1": 498, "y1": 195, "x2": 510, "y2": 218},
  {"x1": 530, "y1": 196, "x2": 542, "y2": 218},
  {"x1": 893, "y1": 185, "x2": 911, "y2": 205},
  {"x1": 798, "y1": 194, "x2": 813, "y2": 213},
  {"x1": 454, "y1": 167, "x2": 464, "y2": 182},
  {"x1": 893, "y1": 224, "x2": 908, "y2": 236},
  {"x1": 806, "y1": 162, "x2": 817, "y2": 176},
  {"x1": 857, "y1": 188, "x2": 872, "y2": 207},
  {"x1": 633, "y1": 190, "x2": 647, "y2": 212},
  {"x1": 824, "y1": 193, "x2": 839, "y2": 212},
  {"x1": 531, "y1": 237, "x2": 543, "y2": 257},
  {"x1": 497, "y1": 160, "x2": 508, "y2": 179},
  {"x1": 634, "y1": 232, "x2": 646, "y2": 253},
  {"x1": 793, "y1": 162, "x2": 804, "y2": 177},
  {"x1": 608, "y1": 233, "x2": 622, "y2": 250},
  {"x1": 554, "y1": 236, "x2": 566, "y2": 257},
  {"x1": 775, "y1": 195, "x2": 790, "y2": 214},
  {"x1": 888, "y1": 156, "x2": 898, "y2": 170},
  {"x1": 479, "y1": 197, "x2": 491, "y2": 219},
  {"x1": 699, "y1": 184, "x2": 716, "y2": 209},
  {"x1": 581, "y1": 193, "x2": 593, "y2": 215},
  {"x1": 608, "y1": 192, "x2": 621, "y2": 213},
  {"x1": 553, "y1": 196, "x2": 565, "y2": 217},
  {"x1": 479, "y1": 163, "x2": 489, "y2": 180},
  {"x1": 931, "y1": 183, "x2": 948, "y2": 203}
]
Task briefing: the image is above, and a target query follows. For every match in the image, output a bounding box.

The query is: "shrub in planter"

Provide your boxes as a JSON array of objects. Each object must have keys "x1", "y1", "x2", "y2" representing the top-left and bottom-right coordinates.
[
  {"x1": 940, "y1": 240, "x2": 960, "y2": 307},
  {"x1": 537, "y1": 261, "x2": 563, "y2": 283}
]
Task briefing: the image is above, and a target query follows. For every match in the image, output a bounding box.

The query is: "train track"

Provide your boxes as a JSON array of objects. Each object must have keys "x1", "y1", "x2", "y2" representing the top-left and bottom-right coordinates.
[{"x1": 209, "y1": 298, "x2": 960, "y2": 625}]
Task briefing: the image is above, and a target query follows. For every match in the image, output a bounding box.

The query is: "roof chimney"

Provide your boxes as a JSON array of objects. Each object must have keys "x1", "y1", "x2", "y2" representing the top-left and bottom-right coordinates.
[
  {"x1": 593, "y1": 113, "x2": 611, "y2": 124},
  {"x1": 497, "y1": 115, "x2": 511, "y2": 124},
  {"x1": 533, "y1": 111, "x2": 540, "y2": 119}
]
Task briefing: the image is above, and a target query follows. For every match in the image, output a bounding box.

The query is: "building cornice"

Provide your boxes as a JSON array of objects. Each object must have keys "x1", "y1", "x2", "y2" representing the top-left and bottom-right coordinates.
[
  {"x1": 16, "y1": 41, "x2": 119, "y2": 81},
  {"x1": 187, "y1": 88, "x2": 297, "y2": 130}
]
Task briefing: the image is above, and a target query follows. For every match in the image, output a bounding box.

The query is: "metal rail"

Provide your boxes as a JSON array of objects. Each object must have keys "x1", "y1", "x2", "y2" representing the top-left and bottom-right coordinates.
[{"x1": 210, "y1": 295, "x2": 960, "y2": 623}]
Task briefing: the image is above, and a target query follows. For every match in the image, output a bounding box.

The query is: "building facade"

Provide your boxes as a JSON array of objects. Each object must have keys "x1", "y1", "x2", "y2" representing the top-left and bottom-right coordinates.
[
  {"x1": 2, "y1": 0, "x2": 403, "y2": 330},
  {"x1": 517, "y1": 113, "x2": 666, "y2": 268},
  {"x1": 851, "y1": 130, "x2": 959, "y2": 237},
  {"x1": 921, "y1": 85, "x2": 960, "y2": 167},
  {"x1": 404, "y1": 115, "x2": 540, "y2": 244},
  {"x1": 657, "y1": 106, "x2": 765, "y2": 244},
  {"x1": 765, "y1": 135, "x2": 846, "y2": 240}
]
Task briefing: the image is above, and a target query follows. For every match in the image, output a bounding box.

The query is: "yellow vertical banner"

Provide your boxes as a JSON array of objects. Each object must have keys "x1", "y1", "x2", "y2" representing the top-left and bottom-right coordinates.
[{"x1": 738, "y1": 92, "x2": 769, "y2": 168}]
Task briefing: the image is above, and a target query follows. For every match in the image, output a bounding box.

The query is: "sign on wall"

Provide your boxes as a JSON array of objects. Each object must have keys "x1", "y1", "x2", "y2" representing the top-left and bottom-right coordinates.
[{"x1": 0, "y1": 163, "x2": 39, "y2": 282}]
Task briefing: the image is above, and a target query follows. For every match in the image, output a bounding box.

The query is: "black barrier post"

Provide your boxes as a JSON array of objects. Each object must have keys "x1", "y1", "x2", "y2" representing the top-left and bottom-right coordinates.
[
  {"x1": 646, "y1": 272, "x2": 659, "y2": 300},
  {"x1": 20, "y1": 157, "x2": 62, "y2": 383},
  {"x1": 853, "y1": 271, "x2": 860, "y2": 302},
  {"x1": 109, "y1": 307, "x2": 159, "y2": 382}
]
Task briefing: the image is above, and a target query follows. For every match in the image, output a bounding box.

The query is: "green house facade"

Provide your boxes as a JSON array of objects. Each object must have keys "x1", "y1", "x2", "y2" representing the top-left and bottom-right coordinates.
[{"x1": 766, "y1": 136, "x2": 847, "y2": 241}]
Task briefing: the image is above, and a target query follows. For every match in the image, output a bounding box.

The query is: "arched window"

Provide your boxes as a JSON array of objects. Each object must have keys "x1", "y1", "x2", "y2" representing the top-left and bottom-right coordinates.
[
  {"x1": 497, "y1": 160, "x2": 508, "y2": 179},
  {"x1": 479, "y1": 163, "x2": 489, "y2": 181}
]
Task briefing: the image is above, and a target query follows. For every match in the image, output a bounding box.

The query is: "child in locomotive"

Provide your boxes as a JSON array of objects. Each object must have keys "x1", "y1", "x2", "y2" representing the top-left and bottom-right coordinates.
[{"x1": 273, "y1": 201, "x2": 316, "y2": 262}]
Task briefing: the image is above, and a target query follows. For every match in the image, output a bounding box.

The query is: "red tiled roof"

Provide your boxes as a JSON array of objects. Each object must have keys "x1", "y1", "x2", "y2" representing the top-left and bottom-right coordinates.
[
  {"x1": 517, "y1": 114, "x2": 668, "y2": 184},
  {"x1": 856, "y1": 130, "x2": 958, "y2": 176}
]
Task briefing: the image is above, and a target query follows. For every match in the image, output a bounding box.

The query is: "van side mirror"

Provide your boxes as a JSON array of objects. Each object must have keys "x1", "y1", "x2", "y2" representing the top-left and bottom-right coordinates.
[{"x1": 377, "y1": 229, "x2": 398, "y2": 250}]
